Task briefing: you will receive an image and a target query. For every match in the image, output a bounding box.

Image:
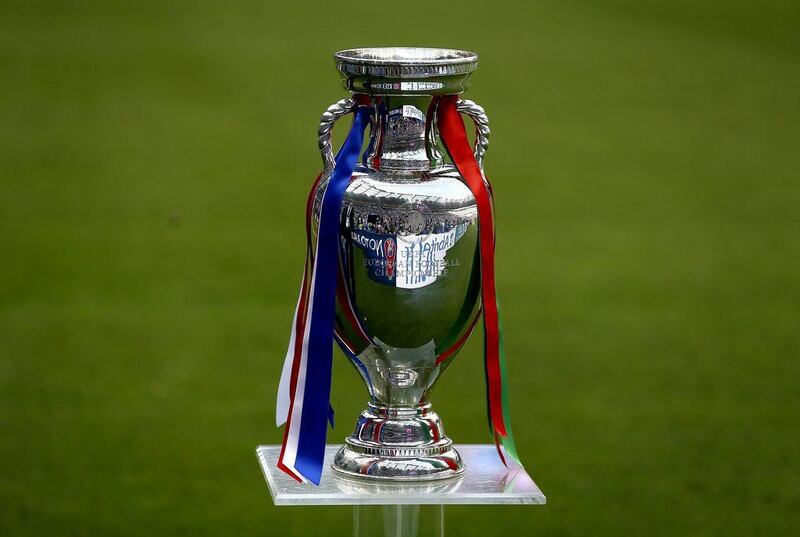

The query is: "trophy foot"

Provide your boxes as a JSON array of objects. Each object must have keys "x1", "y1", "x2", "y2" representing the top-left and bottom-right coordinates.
[
  {"x1": 331, "y1": 403, "x2": 465, "y2": 481},
  {"x1": 331, "y1": 442, "x2": 465, "y2": 481}
]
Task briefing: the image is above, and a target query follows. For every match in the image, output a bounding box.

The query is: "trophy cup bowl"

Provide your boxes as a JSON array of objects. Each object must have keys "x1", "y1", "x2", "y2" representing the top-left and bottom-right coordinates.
[{"x1": 310, "y1": 48, "x2": 490, "y2": 480}]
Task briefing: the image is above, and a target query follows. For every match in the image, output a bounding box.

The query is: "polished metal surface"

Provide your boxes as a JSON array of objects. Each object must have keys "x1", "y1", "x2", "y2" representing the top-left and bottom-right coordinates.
[
  {"x1": 327, "y1": 157, "x2": 479, "y2": 480},
  {"x1": 331, "y1": 404, "x2": 465, "y2": 480},
  {"x1": 335, "y1": 47, "x2": 478, "y2": 96},
  {"x1": 313, "y1": 49, "x2": 493, "y2": 480},
  {"x1": 257, "y1": 444, "x2": 546, "y2": 505},
  {"x1": 318, "y1": 97, "x2": 356, "y2": 171},
  {"x1": 335, "y1": 47, "x2": 478, "y2": 78},
  {"x1": 455, "y1": 99, "x2": 490, "y2": 170}
]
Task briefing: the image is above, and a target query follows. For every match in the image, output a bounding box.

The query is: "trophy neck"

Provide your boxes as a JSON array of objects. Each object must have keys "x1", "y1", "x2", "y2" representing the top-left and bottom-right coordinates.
[
  {"x1": 333, "y1": 47, "x2": 479, "y2": 173},
  {"x1": 367, "y1": 402, "x2": 433, "y2": 418},
  {"x1": 365, "y1": 94, "x2": 445, "y2": 172}
]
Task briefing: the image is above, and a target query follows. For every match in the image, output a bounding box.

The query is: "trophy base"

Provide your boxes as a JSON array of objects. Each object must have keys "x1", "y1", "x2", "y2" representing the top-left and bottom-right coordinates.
[{"x1": 331, "y1": 403, "x2": 465, "y2": 481}]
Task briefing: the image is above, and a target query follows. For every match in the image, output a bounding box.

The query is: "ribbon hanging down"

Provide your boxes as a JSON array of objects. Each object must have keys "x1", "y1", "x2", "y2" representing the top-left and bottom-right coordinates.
[
  {"x1": 276, "y1": 102, "x2": 373, "y2": 485},
  {"x1": 436, "y1": 95, "x2": 520, "y2": 465}
]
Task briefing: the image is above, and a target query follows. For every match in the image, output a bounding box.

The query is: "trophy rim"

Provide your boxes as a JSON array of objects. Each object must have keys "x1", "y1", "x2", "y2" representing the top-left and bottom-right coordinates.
[{"x1": 334, "y1": 47, "x2": 478, "y2": 79}]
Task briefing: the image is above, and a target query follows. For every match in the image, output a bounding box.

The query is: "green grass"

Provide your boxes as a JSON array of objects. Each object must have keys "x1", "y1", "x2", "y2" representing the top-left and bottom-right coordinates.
[{"x1": 1, "y1": 1, "x2": 798, "y2": 535}]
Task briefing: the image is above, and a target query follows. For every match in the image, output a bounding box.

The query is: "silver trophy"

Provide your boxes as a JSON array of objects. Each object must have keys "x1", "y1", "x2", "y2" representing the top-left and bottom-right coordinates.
[{"x1": 311, "y1": 48, "x2": 491, "y2": 480}]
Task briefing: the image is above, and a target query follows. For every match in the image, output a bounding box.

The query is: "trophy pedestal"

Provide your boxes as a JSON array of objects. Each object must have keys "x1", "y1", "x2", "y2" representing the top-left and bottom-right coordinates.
[
  {"x1": 256, "y1": 444, "x2": 545, "y2": 536},
  {"x1": 331, "y1": 403, "x2": 465, "y2": 481}
]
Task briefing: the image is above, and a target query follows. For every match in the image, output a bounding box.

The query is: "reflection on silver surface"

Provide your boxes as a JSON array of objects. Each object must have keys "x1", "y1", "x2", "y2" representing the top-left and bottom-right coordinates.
[
  {"x1": 257, "y1": 445, "x2": 546, "y2": 506},
  {"x1": 312, "y1": 49, "x2": 492, "y2": 480},
  {"x1": 334, "y1": 47, "x2": 478, "y2": 80}
]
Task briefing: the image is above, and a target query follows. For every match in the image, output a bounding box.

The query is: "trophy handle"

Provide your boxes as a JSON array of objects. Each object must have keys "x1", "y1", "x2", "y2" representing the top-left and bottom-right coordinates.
[
  {"x1": 456, "y1": 99, "x2": 490, "y2": 170},
  {"x1": 318, "y1": 97, "x2": 357, "y2": 172}
]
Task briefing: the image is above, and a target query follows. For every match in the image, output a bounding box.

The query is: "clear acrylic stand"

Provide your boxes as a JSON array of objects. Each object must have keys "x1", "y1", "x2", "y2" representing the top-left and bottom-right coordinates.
[{"x1": 256, "y1": 444, "x2": 545, "y2": 536}]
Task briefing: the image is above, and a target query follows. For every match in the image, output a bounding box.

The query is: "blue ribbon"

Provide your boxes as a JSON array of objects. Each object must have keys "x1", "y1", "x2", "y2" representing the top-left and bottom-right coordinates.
[{"x1": 294, "y1": 105, "x2": 372, "y2": 484}]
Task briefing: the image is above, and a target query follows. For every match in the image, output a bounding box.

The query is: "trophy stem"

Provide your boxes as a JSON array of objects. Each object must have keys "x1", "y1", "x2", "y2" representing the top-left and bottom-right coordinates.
[{"x1": 332, "y1": 403, "x2": 465, "y2": 480}]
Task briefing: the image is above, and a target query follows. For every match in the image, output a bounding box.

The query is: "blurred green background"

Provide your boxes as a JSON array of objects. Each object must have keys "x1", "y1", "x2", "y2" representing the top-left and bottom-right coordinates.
[{"x1": 1, "y1": 0, "x2": 798, "y2": 535}]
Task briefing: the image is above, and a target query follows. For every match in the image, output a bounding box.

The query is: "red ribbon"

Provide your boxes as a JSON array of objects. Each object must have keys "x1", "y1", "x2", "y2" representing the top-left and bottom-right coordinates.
[{"x1": 437, "y1": 95, "x2": 508, "y2": 440}]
